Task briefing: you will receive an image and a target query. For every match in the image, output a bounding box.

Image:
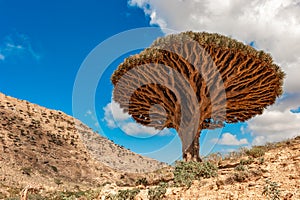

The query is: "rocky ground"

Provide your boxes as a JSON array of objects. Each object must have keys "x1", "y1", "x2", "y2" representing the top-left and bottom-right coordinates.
[
  {"x1": 2, "y1": 136, "x2": 298, "y2": 200},
  {"x1": 0, "y1": 92, "x2": 167, "y2": 199},
  {"x1": 0, "y1": 92, "x2": 299, "y2": 199},
  {"x1": 96, "y1": 136, "x2": 300, "y2": 200}
]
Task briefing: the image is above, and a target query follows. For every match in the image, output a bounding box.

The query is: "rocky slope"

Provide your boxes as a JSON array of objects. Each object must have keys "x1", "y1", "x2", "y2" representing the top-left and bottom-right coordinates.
[
  {"x1": 165, "y1": 137, "x2": 300, "y2": 199},
  {"x1": 1, "y1": 92, "x2": 299, "y2": 199},
  {"x1": 99, "y1": 136, "x2": 300, "y2": 200},
  {"x1": 0, "y1": 92, "x2": 167, "y2": 197}
]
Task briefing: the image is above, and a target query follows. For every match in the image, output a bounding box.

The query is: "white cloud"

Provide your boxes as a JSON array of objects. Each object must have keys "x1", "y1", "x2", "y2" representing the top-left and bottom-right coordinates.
[
  {"x1": 128, "y1": 0, "x2": 149, "y2": 9},
  {"x1": 102, "y1": 100, "x2": 172, "y2": 137},
  {"x1": 129, "y1": 0, "x2": 300, "y2": 65},
  {"x1": 247, "y1": 95, "x2": 300, "y2": 145},
  {"x1": 0, "y1": 32, "x2": 40, "y2": 62},
  {"x1": 129, "y1": 0, "x2": 300, "y2": 145},
  {"x1": 212, "y1": 132, "x2": 248, "y2": 146},
  {"x1": 128, "y1": 0, "x2": 167, "y2": 28},
  {"x1": 103, "y1": 101, "x2": 131, "y2": 128},
  {"x1": 0, "y1": 53, "x2": 4, "y2": 60},
  {"x1": 283, "y1": 59, "x2": 300, "y2": 94}
]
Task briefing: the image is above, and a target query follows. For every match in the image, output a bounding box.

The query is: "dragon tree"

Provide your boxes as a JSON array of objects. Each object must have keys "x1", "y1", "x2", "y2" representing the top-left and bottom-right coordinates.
[{"x1": 111, "y1": 31, "x2": 285, "y2": 162}]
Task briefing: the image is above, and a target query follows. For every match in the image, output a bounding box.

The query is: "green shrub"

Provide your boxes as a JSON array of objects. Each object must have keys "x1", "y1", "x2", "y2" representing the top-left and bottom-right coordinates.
[
  {"x1": 233, "y1": 171, "x2": 249, "y2": 182},
  {"x1": 47, "y1": 189, "x2": 100, "y2": 200},
  {"x1": 246, "y1": 146, "x2": 265, "y2": 158},
  {"x1": 54, "y1": 179, "x2": 63, "y2": 186},
  {"x1": 262, "y1": 179, "x2": 281, "y2": 200},
  {"x1": 234, "y1": 164, "x2": 246, "y2": 171},
  {"x1": 50, "y1": 165, "x2": 58, "y2": 173},
  {"x1": 117, "y1": 189, "x2": 140, "y2": 200},
  {"x1": 148, "y1": 182, "x2": 168, "y2": 200},
  {"x1": 135, "y1": 177, "x2": 148, "y2": 186},
  {"x1": 21, "y1": 167, "x2": 32, "y2": 176},
  {"x1": 107, "y1": 188, "x2": 140, "y2": 200},
  {"x1": 173, "y1": 161, "x2": 218, "y2": 187},
  {"x1": 239, "y1": 157, "x2": 254, "y2": 165},
  {"x1": 258, "y1": 157, "x2": 265, "y2": 164}
]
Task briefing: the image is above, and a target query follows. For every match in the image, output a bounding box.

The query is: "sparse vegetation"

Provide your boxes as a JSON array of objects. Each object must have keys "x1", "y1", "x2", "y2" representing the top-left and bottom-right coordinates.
[
  {"x1": 106, "y1": 188, "x2": 140, "y2": 200},
  {"x1": 232, "y1": 171, "x2": 249, "y2": 182},
  {"x1": 203, "y1": 152, "x2": 223, "y2": 166},
  {"x1": 148, "y1": 182, "x2": 168, "y2": 200},
  {"x1": 245, "y1": 146, "x2": 265, "y2": 158},
  {"x1": 21, "y1": 167, "x2": 32, "y2": 176},
  {"x1": 239, "y1": 157, "x2": 254, "y2": 165},
  {"x1": 223, "y1": 147, "x2": 247, "y2": 160},
  {"x1": 258, "y1": 157, "x2": 265, "y2": 164},
  {"x1": 1, "y1": 92, "x2": 300, "y2": 199},
  {"x1": 135, "y1": 177, "x2": 148, "y2": 186},
  {"x1": 262, "y1": 179, "x2": 281, "y2": 200},
  {"x1": 45, "y1": 189, "x2": 101, "y2": 200},
  {"x1": 234, "y1": 164, "x2": 246, "y2": 171},
  {"x1": 50, "y1": 165, "x2": 58, "y2": 173},
  {"x1": 173, "y1": 161, "x2": 218, "y2": 187},
  {"x1": 54, "y1": 179, "x2": 63, "y2": 186}
]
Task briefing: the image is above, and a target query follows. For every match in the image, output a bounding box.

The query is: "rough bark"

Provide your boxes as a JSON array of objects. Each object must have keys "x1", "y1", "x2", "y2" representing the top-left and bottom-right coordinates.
[{"x1": 182, "y1": 131, "x2": 202, "y2": 162}]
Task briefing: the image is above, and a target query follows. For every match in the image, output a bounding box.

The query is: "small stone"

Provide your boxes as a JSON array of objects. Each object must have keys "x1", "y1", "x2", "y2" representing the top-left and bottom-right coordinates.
[
  {"x1": 284, "y1": 193, "x2": 293, "y2": 200},
  {"x1": 263, "y1": 173, "x2": 270, "y2": 178},
  {"x1": 136, "y1": 184, "x2": 146, "y2": 189},
  {"x1": 289, "y1": 175, "x2": 297, "y2": 179},
  {"x1": 248, "y1": 183, "x2": 255, "y2": 187}
]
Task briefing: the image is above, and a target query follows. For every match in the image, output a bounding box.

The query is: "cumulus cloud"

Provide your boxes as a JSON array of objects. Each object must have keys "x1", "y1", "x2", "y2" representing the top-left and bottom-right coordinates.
[
  {"x1": 102, "y1": 101, "x2": 131, "y2": 128},
  {"x1": 102, "y1": 100, "x2": 172, "y2": 137},
  {"x1": 128, "y1": 0, "x2": 167, "y2": 28},
  {"x1": 212, "y1": 132, "x2": 248, "y2": 146},
  {"x1": 0, "y1": 32, "x2": 40, "y2": 63},
  {"x1": 247, "y1": 95, "x2": 300, "y2": 145},
  {"x1": 129, "y1": 0, "x2": 300, "y2": 144},
  {"x1": 129, "y1": 0, "x2": 300, "y2": 65}
]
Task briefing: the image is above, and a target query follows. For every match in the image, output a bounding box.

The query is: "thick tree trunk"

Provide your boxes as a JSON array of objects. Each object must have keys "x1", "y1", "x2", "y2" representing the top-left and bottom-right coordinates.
[{"x1": 182, "y1": 131, "x2": 202, "y2": 162}]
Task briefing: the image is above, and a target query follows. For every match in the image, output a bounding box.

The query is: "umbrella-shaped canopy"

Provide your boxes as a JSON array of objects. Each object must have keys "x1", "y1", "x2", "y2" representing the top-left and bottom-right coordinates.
[{"x1": 111, "y1": 31, "x2": 284, "y2": 161}]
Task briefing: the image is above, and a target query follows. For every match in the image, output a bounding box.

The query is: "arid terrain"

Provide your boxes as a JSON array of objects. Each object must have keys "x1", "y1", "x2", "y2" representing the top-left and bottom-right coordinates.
[
  {"x1": 0, "y1": 92, "x2": 168, "y2": 198},
  {"x1": 0, "y1": 92, "x2": 299, "y2": 199},
  {"x1": 84, "y1": 136, "x2": 300, "y2": 200}
]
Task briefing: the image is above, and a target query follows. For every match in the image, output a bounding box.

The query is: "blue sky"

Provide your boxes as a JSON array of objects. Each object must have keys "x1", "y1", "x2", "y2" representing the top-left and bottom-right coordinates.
[
  {"x1": 1, "y1": 0, "x2": 299, "y2": 164},
  {"x1": 0, "y1": 0, "x2": 150, "y2": 113}
]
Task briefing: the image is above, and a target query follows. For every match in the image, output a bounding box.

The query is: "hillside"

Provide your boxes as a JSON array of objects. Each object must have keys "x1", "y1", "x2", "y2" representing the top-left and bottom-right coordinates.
[
  {"x1": 82, "y1": 136, "x2": 300, "y2": 200},
  {"x1": 0, "y1": 92, "x2": 299, "y2": 199},
  {"x1": 0, "y1": 92, "x2": 168, "y2": 198}
]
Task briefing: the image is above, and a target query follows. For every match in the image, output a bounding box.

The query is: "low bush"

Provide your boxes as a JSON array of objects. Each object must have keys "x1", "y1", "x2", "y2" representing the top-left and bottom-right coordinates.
[
  {"x1": 173, "y1": 161, "x2": 218, "y2": 187},
  {"x1": 148, "y1": 182, "x2": 168, "y2": 200},
  {"x1": 106, "y1": 188, "x2": 140, "y2": 200},
  {"x1": 233, "y1": 171, "x2": 249, "y2": 182},
  {"x1": 135, "y1": 177, "x2": 148, "y2": 186},
  {"x1": 234, "y1": 164, "x2": 246, "y2": 171},
  {"x1": 262, "y1": 179, "x2": 281, "y2": 200},
  {"x1": 245, "y1": 146, "x2": 265, "y2": 158}
]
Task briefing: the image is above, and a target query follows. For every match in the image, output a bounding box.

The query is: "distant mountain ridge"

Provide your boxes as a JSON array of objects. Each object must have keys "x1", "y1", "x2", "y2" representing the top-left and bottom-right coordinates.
[{"x1": 0, "y1": 92, "x2": 167, "y2": 192}]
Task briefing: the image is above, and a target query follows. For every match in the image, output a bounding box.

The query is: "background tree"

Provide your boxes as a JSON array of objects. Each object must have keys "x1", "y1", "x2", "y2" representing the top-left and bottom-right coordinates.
[{"x1": 111, "y1": 31, "x2": 285, "y2": 162}]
